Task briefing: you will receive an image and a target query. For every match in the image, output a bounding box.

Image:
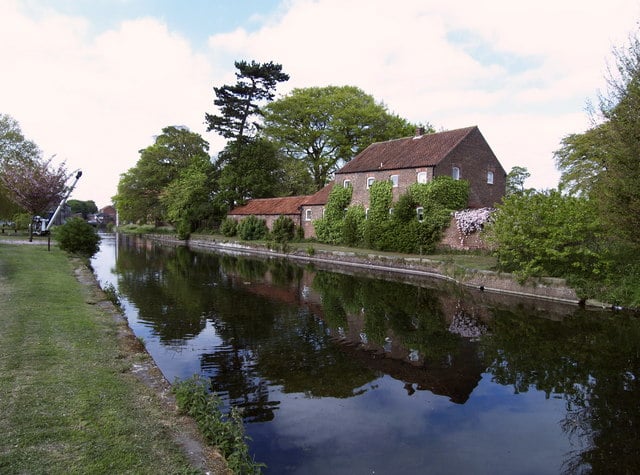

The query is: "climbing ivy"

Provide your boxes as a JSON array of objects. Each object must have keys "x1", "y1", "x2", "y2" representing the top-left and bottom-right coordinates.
[{"x1": 314, "y1": 184, "x2": 352, "y2": 244}]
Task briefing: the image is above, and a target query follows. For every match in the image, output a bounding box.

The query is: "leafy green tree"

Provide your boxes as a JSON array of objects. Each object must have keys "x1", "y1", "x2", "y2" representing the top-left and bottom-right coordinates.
[
  {"x1": 595, "y1": 33, "x2": 640, "y2": 244},
  {"x1": 271, "y1": 215, "x2": 296, "y2": 244},
  {"x1": 505, "y1": 166, "x2": 532, "y2": 196},
  {"x1": 215, "y1": 138, "x2": 284, "y2": 209},
  {"x1": 113, "y1": 126, "x2": 211, "y2": 225},
  {"x1": 205, "y1": 60, "x2": 289, "y2": 142},
  {"x1": 162, "y1": 155, "x2": 219, "y2": 238},
  {"x1": 67, "y1": 199, "x2": 98, "y2": 218},
  {"x1": 263, "y1": 85, "x2": 418, "y2": 190},
  {"x1": 485, "y1": 190, "x2": 605, "y2": 285}
]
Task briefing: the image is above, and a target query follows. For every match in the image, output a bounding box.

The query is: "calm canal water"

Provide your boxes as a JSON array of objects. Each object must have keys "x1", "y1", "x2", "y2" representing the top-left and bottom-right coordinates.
[{"x1": 91, "y1": 233, "x2": 639, "y2": 474}]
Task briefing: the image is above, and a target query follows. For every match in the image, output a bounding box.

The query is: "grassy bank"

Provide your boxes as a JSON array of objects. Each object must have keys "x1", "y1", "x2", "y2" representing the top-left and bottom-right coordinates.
[{"x1": 0, "y1": 243, "x2": 219, "y2": 474}]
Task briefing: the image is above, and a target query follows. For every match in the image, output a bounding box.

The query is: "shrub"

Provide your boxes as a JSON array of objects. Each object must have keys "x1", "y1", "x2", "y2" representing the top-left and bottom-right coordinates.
[
  {"x1": 271, "y1": 215, "x2": 295, "y2": 244},
  {"x1": 237, "y1": 215, "x2": 268, "y2": 240},
  {"x1": 55, "y1": 217, "x2": 101, "y2": 257},
  {"x1": 220, "y1": 217, "x2": 238, "y2": 237}
]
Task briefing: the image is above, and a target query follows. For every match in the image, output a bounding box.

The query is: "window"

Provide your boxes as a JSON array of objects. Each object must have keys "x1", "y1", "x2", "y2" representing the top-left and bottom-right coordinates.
[
  {"x1": 365, "y1": 208, "x2": 369, "y2": 219},
  {"x1": 416, "y1": 207, "x2": 424, "y2": 222},
  {"x1": 367, "y1": 177, "x2": 375, "y2": 189},
  {"x1": 305, "y1": 209, "x2": 312, "y2": 221},
  {"x1": 389, "y1": 208, "x2": 394, "y2": 215},
  {"x1": 452, "y1": 166, "x2": 460, "y2": 180},
  {"x1": 487, "y1": 171, "x2": 494, "y2": 184},
  {"x1": 343, "y1": 179, "x2": 351, "y2": 188},
  {"x1": 390, "y1": 175, "x2": 399, "y2": 187},
  {"x1": 417, "y1": 171, "x2": 427, "y2": 184}
]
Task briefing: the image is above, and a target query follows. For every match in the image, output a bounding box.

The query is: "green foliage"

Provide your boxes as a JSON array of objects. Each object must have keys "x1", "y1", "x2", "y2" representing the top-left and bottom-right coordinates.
[
  {"x1": 54, "y1": 217, "x2": 101, "y2": 257},
  {"x1": 114, "y1": 126, "x2": 212, "y2": 225},
  {"x1": 172, "y1": 376, "x2": 264, "y2": 474},
  {"x1": 342, "y1": 205, "x2": 366, "y2": 246},
  {"x1": 271, "y1": 215, "x2": 295, "y2": 244},
  {"x1": 205, "y1": 60, "x2": 289, "y2": 141},
  {"x1": 485, "y1": 190, "x2": 604, "y2": 282},
  {"x1": 505, "y1": 166, "x2": 532, "y2": 196},
  {"x1": 237, "y1": 215, "x2": 268, "y2": 241},
  {"x1": 67, "y1": 199, "x2": 98, "y2": 218},
  {"x1": 409, "y1": 176, "x2": 469, "y2": 211},
  {"x1": 314, "y1": 184, "x2": 352, "y2": 244},
  {"x1": 220, "y1": 217, "x2": 238, "y2": 237},
  {"x1": 263, "y1": 85, "x2": 418, "y2": 189}
]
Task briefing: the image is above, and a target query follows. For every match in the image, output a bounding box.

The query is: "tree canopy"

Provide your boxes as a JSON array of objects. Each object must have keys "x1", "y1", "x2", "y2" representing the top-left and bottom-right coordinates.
[
  {"x1": 205, "y1": 60, "x2": 289, "y2": 142},
  {"x1": 263, "y1": 85, "x2": 419, "y2": 190},
  {"x1": 114, "y1": 126, "x2": 214, "y2": 225}
]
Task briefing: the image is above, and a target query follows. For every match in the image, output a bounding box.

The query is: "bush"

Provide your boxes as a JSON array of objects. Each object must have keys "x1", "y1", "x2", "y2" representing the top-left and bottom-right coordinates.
[
  {"x1": 271, "y1": 215, "x2": 295, "y2": 244},
  {"x1": 237, "y1": 215, "x2": 268, "y2": 241},
  {"x1": 220, "y1": 217, "x2": 238, "y2": 237},
  {"x1": 410, "y1": 176, "x2": 469, "y2": 211},
  {"x1": 55, "y1": 217, "x2": 101, "y2": 257}
]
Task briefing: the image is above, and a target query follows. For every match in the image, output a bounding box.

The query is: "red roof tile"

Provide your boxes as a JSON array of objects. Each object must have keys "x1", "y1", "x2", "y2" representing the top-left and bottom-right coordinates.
[
  {"x1": 303, "y1": 183, "x2": 334, "y2": 206},
  {"x1": 336, "y1": 126, "x2": 477, "y2": 174},
  {"x1": 228, "y1": 195, "x2": 311, "y2": 216}
]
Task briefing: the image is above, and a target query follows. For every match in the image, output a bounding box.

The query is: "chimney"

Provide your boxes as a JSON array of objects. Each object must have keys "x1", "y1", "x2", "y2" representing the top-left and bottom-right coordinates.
[{"x1": 415, "y1": 126, "x2": 425, "y2": 137}]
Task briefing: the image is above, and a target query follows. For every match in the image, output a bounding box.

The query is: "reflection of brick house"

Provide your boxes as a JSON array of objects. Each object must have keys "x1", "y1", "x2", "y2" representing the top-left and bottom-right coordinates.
[{"x1": 228, "y1": 126, "x2": 506, "y2": 239}]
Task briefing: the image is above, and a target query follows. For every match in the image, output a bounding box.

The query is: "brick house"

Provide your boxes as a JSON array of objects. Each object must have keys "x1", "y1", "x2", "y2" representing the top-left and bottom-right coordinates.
[{"x1": 228, "y1": 126, "x2": 506, "y2": 238}]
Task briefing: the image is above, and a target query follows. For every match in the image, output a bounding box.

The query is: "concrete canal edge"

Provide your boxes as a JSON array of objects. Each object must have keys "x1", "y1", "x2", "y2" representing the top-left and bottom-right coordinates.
[{"x1": 145, "y1": 234, "x2": 606, "y2": 308}]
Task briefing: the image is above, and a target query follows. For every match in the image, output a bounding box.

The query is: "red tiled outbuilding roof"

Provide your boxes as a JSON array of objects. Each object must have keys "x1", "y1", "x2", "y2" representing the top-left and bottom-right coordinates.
[
  {"x1": 304, "y1": 183, "x2": 334, "y2": 206},
  {"x1": 228, "y1": 195, "x2": 311, "y2": 216},
  {"x1": 336, "y1": 126, "x2": 477, "y2": 174}
]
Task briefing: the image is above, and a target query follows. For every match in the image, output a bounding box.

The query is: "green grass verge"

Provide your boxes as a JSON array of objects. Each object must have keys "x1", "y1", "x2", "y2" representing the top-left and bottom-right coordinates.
[{"x1": 0, "y1": 244, "x2": 201, "y2": 474}]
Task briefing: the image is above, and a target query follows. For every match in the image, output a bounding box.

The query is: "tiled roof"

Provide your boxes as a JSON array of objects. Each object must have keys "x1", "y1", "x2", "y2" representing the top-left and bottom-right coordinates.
[
  {"x1": 228, "y1": 195, "x2": 311, "y2": 216},
  {"x1": 336, "y1": 126, "x2": 477, "y2": 174},
  {"x1": 304, "y1": 182, "x2": 334, "y2": 206}
]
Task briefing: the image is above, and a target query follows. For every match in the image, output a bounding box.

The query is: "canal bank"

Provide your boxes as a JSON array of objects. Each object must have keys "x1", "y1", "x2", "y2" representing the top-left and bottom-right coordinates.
[{"x1": 145, "y1": 233, "x2": 590, "y2": 307}]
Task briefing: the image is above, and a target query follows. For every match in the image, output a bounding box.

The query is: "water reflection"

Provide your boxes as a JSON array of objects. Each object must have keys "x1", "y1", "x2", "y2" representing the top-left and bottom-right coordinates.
[{"x1": 92, "y1": 234, "x2": 640, "y2": 474}]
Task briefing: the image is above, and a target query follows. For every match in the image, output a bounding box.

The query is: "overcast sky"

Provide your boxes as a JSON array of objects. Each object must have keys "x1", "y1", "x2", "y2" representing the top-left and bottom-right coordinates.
[{"x1": 2, "y1": 0, "x2": 638, "y2": 207}]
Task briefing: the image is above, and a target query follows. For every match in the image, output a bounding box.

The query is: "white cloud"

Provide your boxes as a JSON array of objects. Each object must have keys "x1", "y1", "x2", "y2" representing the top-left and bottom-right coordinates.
[{"x1": 0, "y1": 1, "x2": 217, "y2": 207}]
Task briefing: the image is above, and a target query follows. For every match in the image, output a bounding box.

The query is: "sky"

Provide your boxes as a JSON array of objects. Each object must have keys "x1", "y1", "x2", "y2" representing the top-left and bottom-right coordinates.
[{"x1": 2, "y1": 0, "x2": 639, "y2": 208}]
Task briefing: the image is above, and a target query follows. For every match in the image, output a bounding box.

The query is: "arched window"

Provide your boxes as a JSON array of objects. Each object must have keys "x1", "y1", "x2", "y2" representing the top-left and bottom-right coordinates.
[
  {"x1": 416, "y1": 207, "x2": 424, "y2": 222},
  {"x1": 343, "y1": 179, "x2": 351, "y2": 188},
  {"x1": 367, "y1": 177, "x2": 375, "y2": 189},
  {"x1": 305, "y1": 209, "x2": 312, "y2": 221},
  {"x1": 417, "y1": 171, "x2": 427, "y2": 184},
  {"x1": 390, "y1": 175, "x2": 399, "y2": 187}
]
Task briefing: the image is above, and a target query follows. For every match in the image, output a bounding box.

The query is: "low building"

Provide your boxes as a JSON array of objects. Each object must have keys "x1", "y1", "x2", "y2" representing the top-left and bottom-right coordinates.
[{"x1": 228, "y1": 126, "x2": 506, "y2": 239}]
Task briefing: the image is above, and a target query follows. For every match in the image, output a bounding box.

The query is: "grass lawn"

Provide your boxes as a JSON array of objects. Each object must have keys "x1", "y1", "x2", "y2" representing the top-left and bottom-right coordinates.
[{"x1": 0, "y1": 243, "x2": 212, "y2": 474}]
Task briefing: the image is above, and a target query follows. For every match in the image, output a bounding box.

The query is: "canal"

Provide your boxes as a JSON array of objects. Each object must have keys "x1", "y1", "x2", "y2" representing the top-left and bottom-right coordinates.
[{"x1": 91, "y1": 233, "x2": 639, "y2": 474}]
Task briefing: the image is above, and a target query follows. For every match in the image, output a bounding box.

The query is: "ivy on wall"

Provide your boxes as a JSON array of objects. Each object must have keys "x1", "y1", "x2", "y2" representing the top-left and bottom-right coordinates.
[{"x1": 314, "y1": 176, "x2": 470, "y2": 254}]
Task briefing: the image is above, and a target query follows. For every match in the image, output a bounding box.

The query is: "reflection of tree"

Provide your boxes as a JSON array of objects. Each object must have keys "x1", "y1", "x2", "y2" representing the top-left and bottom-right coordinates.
[{"x1": 481, "y1": 308, "x2": 640, "y2": 474}]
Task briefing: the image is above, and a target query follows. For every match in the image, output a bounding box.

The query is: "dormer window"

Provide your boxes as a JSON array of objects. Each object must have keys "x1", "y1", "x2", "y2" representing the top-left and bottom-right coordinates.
[{"x1": 452, "y1": 167, "x2": 460, "y2": 180}]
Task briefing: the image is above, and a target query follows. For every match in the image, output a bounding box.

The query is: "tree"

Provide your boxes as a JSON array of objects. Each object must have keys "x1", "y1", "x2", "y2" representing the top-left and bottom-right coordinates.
[
  {"x1": 594, "y1": 31, "x2": 640, "y2": 244},
  {"x1": 0, "y1": 155, "x2": 70, "y2": 217},
  {"x1": 0, "y1": 114, "x2": 42, "y2": 218},
  {"x1": 205, "y1": 60, "x2": 289, "y2": 142},
  {"x1": 485, "y1": 190, "x2": 605, "y2": 286},
  {"x1": 113, "y1": 126, "x2": 212, "y2": 224},
  {"x1": 162, "y1": 154, "x2": 220, "y2": 238},
  {"x1": 67, "y1": 199, "x2": 98, "y2": 218},
  {"x1": 263, "y1": 85, "x2": 419, "y2": 190},
  {"x1": 505, "y1": 166, "x2": 532, "y2": 196}
]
